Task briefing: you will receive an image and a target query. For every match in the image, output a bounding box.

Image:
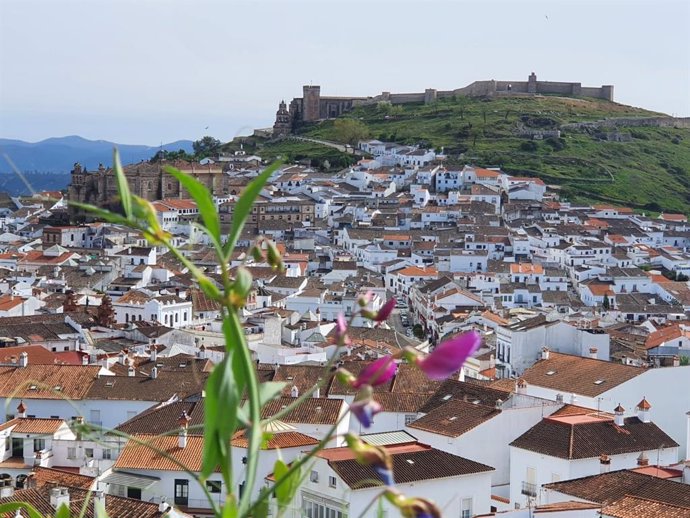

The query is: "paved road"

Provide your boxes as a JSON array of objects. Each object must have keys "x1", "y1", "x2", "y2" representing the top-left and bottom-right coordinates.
[{"x1": 389, "y1": 307, "x2": 409, "y2": 336}]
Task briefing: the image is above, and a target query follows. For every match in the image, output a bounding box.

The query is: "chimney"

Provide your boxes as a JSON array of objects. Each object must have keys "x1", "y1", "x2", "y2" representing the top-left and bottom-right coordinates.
[
  {"x1": 159, "y1": 500, "x2": 171, "y2": 513},
  {"x1": 81, "y1": 354, "x2": 88, "y2": 366},
  {"x1": 18, "y1": 352, "x2": 28, "y2": 368},
  {"x1": 291, "y1": 385, "x2": 299, "y2": 398},
  {"x1": 599, "y1": 454, "x2": 611, "y2": 474},
  {"x1": 150, "y1": 346, "x2": 157, "y2": 363},
  {"x1": 541, "y1": 347, "x2": 550, "y2": 360},
  {"x1": 127, "y1": 366, "x2": 135, "y2": 377},
  {"x1": 637, "y1": 397, "x2": 651, "y2": 423},
  {"x1": 570, "y1": 393, "x2": 578, "y2": 405},
  {"x1": 150, "y1": 366, "x2": 158, "y2": 379},
  {"x1": 118, "y1": 351, "x2": 126, "y2": 365},
  {"x1": 637, "y1": 451, "x2": 649, "y2": 467},
  {"x1": 178, "y1": 411, "x2": 191, "y2": 449},
  {"x1": 614, "y1": 404, "x2": 625, "y2": 426},
  {"x1": 556, "y1": 393, "x2": 564, "y2": 403},
  {"x1": 589, "y1": 347, "x2": 598, "y2": 359},
  {"x1": 93, "y1": 489, "x2": 105, "y2": 510},
  {"x1": 49, "y1": 487, "x2": 70, "y2": 510},
  {"x1": 313, "y1": 386, "x2": 320, "y2": 398},
  {"x1": 673, "y1": 355, "x2": 681, "y2": 367},
  {"x1": 17, "y1": 401, "x2": 26, "y2": 419},
  {"x1": 495, "y1": 398, "x2": 503, "y2": 410},
  {"x1": 516, "y1": 379, "x2": 527, "y2": 395}
]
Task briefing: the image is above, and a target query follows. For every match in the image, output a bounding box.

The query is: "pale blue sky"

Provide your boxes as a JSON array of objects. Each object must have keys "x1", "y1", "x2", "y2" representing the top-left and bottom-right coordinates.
[{"x1": 1, "y1": 0, "x2": 688, "y2": 144}]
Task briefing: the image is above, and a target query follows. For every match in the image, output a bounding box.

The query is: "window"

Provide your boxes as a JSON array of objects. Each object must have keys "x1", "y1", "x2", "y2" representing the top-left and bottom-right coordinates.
[
  {"x1": 206, "y1": 480, "x2": 222, "y2": 493},
  {"x1": 85, "y1": 448, "x2": 94, "y2": 458},
  {"x1": 404, "y1": 414, "x2": 417, "y2": 426},
  {"x1": 461, "y1": 498, "x2": 473, "y2": 518},
  {"x1": 309, "y1": 470, "x2": 319, "y2": 483},
  {"x1": 328, "y1": 476, "x2": 337, "y2": 488},
  {"x1": 33, "y1": 438, "x2": 45, "y2": 452},
  {"x1": 174, "y1": 479, "x2": 189, "y2": 506},
  {"x1": 67, "y1": 447, "x2": 77, "y2": 459},
  {"x1": 102, "y1": 448, "x2": 112, "y2": 460},
  {"x1": 127, "y1": 487, "x2": 141, "y2": 500},
  {"x1": 303, "y1": 499, "x2": 344, "y2": 518}
]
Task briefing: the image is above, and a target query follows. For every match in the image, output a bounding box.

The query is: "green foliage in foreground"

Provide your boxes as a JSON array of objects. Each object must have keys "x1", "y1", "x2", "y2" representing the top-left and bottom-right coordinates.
[{"x1": 295, "y1": 95, "x2": 690, "y2": 214}]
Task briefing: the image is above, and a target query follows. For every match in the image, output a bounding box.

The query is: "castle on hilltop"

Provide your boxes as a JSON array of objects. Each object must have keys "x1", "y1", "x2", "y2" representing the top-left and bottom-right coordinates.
[{"x1": 273, "y1": 73, "x2": 614, "y2": 135}]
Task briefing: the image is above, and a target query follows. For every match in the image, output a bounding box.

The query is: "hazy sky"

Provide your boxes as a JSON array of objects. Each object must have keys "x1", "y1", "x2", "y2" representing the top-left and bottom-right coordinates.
[{"x1": 1, "y1": 0, "x2": 688, "y2": 145}]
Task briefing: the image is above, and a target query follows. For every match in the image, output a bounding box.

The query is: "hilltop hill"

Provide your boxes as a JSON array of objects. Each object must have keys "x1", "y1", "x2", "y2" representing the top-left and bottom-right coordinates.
[{"x1": 248, "y1": 96, "x2": 690, "y2": 214}]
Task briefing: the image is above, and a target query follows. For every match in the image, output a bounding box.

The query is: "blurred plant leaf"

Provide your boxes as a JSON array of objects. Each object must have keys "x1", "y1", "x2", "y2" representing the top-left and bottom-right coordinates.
[
  {"x1": 68, "y1": 201, "x2": 132, "y2": 226},
  {"x1": 258, "y1": 381, "x2": 286, "y2": 406},
  {"x1": 0, "y1": 502, "x2": 43, "y2": 518},
  {"x1": 224, "y1": 161, "x2": 281, "y2": 256},
  {"x1": 164, "y1": 166, "x2": 221, "y2": 247},
  {"x1": 274, "y1": 459, "x2": 300, "y2": 510},
  {"x1": 113, "y1": 148, "x2": 132, "y2": 219}
]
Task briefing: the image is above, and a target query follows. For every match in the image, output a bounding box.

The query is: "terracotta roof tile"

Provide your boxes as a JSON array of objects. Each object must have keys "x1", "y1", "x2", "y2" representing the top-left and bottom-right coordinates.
[
  {"x1": 31, "y1": 467, "x2": 94, "y2": 489},
  {"x1": 114, "y1": 434, "x2": 209, "y2": 472},
  {"x1": 602, "y1": 496, "x2": 690, "y2": 518},
  {"x1": 231, "y1": 431, "x2": 317, "y2": 449},
  {"x1": 521, "y1": 352, "x2": 644, "y2": 397},
  {"x1": 511, "y1": 416, "x2": 677, "y2": 459},
  {"x1": 408, "y1": 399, "x2": 501, "y2": 437},
  {"x1": 544, "y1": 469, "x2": 690, "y2": 508}
]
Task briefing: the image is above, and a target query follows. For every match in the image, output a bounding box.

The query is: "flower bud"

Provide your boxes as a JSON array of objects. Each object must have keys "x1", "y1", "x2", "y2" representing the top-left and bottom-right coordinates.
[{"x1": 266, "y1": 242, "x2": 284, "y2": 272}]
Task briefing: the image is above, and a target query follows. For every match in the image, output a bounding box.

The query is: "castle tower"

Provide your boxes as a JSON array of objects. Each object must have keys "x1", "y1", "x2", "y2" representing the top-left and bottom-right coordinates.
[
  {"x1": 302, "y1": 85, "x2": 321, "y2": 122},
  {"x1": 527, "y1": 72, "x2": 537, "y2": 94},
  {"x1": 273, "y1": 100, "x2": 292, "y2": 136}
]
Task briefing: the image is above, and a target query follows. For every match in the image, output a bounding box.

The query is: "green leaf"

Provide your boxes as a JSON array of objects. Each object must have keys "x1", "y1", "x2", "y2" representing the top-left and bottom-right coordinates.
[
  {"x1": 252, "y1": 498, "x2": 270, "y2": 518},
  {"x1": 68, "y1": 201, "x2": 133, "y2": 226},
  {"x1": 164, "y1": 165, "x2": 221, "y2": 247},
  {"x1": 55, "y1": 502, "x2": 72, "y2": 518},
  {"x1": 233, "y1": 266, "x2": 253, "y2": 300},
  {"x1": 258, "y1": 381, "x2": 286, "y2": 406},
  {"x1": 113, "y1": 148, "x2": 132, "y2": 219},
  {"x1": 274, "y1": 459, "x2": 300, "y2": 509},
  {"x1": 224, "y1": 161, "x2": 281, "y2": 256},
  {"x1": 0, "y1": 502, "x2": 44, "y2": 518}
]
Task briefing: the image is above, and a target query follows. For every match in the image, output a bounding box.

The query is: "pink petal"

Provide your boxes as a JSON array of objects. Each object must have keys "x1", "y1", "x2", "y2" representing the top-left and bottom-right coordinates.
[
  {"x1": 417, "y1": 330, "x2": 481, "y2": 380},
  {"x1": 350, "y1": 398, "x2": 382, "y2": 428},
  {"x1": 374, "y1": 298, "x2": 397, "y2": 322},
  {"x1": 352, "y1": 356, "x2": 396, "y2": 389}
]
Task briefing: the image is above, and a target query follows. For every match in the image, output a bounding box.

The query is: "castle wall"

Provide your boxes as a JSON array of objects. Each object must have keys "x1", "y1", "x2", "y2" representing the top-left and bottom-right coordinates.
[
  {"x1": 302, "y1": 86, "x2": 321, "y2": 122},
  {"x1": 388, "y1": 93, "x2": 426, "y2": 104}
]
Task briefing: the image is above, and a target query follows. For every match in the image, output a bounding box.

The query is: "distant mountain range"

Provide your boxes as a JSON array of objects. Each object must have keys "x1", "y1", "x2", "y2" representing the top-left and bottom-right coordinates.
[{"x1": 0, "y1": 135, "x2": 194, "y2": 174}]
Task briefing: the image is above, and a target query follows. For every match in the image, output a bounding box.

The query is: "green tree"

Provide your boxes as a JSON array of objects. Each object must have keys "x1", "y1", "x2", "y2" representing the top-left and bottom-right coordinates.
[
  {"x1": 333, "y1": 119, "x2": 370, "y2": 145},
  {"x1": 193, "y1": 136, "x2": 222, "y2": 158},
  {"x1": 602, "y1": 294, "x2": 610, "y2": 311}
]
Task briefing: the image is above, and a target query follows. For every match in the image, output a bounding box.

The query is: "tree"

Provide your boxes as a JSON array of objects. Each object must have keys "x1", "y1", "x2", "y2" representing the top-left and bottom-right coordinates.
[
  {"x1": 602, "y1": 294, "x2": 610, "y2": 311},
  {"x1": 96, "y1": 294, "x2": 116, "y2": 327},
  {"x1": 193, "y1": 136, "x2": 222, "y2": 159},
  {"x1": 332, "y1": 119, "x2": 370, "y2": 146}
]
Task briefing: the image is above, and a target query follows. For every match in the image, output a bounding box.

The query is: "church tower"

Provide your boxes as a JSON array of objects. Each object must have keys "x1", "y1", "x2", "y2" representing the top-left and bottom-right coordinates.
[{"x1": 273, "y1": 100, "x2": 292, "y2": 136}]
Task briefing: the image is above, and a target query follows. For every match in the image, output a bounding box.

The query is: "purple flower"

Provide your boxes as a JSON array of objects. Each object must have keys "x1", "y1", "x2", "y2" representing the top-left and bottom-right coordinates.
[
  {"x1": 358, "y1": 290, "x2": 374, "y2": 307},
  {"x1": 383, "y1": 492, "x2": 441, "y2": 518},
  {"x1": 416, "y1": 330, "x2": 481, "y2": 381},
  {"x1": 352, "y1": 356, "x2": 396, "y2": 389},
  {"x1": 345, "y1": 433, "x2": 395, "y2": 485},
  {"x1": 335, "y1": 313, "x2": 350, "y2": 346},
  {"x1": 373, "y1": 298, "x2": 397, "y2": 322},
  {"x1": 350, "y1": 396, "x2": 382, "y2": 428}
]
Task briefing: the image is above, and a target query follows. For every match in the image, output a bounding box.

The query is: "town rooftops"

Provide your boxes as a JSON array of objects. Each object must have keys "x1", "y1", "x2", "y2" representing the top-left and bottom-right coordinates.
[
  {"x1": 510, "y1": 414, "x2": 677, "y2": 459},
  {"x1": 602, "y1": 496, "x2": 690, "y2": 518},
  {"x1": 0, "y1": 417, "x2": 66, "y2": 435},
  {"x1": 544, "y1": 469, "x2": 690, "y2": 508},
  {"x1": 318, "y1": 442, "x2": 494, "y2": 489},
  {"x1": 408, "y1": 399, "x2": 501, "y2": 438},
  {"x1": 521, "y1": 352, "x2": 644, "y2": 397},
  {"x1": 114, "y1": 433, "x2": 209, "y2": 473}
]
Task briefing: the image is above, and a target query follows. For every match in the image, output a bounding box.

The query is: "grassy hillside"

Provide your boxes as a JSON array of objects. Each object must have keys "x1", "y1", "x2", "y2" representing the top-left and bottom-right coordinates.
[{"x1": 295, "y1": 95, "x2": 690, "y2": 214}]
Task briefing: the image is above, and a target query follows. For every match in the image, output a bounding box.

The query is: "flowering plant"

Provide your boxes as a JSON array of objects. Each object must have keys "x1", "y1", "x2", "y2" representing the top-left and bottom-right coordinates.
[{"x1": 0, "y1": 150, "x2": 481, "y2": 518}]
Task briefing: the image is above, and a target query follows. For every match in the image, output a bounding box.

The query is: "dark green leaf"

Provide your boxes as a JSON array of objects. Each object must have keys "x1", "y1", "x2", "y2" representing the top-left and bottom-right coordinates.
[
  {"x1": 252, "y1": 498, "x2": 269, "y2": 518},
  {"x1": 0, "y1": 502, "x2": 44, "y2": 518},
  {"x1": 164, "y1": 166, "x2": 221, "y2": 246},
  {"x1": 113, "y1": 148, "x2": 132, "y2": 219},
  {"x1": 274, "y1": 459, "x2": 300, "y2": 509},
  {"x1": 224, "y1": 161, "x2": 281, "y2": 256}
]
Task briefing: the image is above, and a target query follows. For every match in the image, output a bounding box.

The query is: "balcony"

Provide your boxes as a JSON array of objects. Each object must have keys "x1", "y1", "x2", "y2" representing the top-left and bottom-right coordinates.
[{"x1": 521, "y1": 481, "x2": 537, "y2": 497}]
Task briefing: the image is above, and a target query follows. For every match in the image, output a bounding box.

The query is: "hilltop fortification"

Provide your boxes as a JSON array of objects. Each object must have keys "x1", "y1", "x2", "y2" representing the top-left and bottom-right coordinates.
[{"x1": 273, "y1": 73, "x2": 614, "y2": 135}]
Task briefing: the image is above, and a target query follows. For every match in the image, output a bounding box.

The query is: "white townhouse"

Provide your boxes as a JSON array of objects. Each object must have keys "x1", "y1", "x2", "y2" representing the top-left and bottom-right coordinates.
[
  {"x1": 509, "y1": 404, "x2": 678, "y2": 508},
  {"x1": 274, "y1": 440, "x2": 494, "y2": 518},
  {"x1": 495, "y1": 316, "x2": 610, "y2": 377},
  {"x1": 521, "y1": 352, "x2": 690, "y2": 458},
  {"x1": 113, "y1": 289, "x2": 193, "y2": 328}
]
